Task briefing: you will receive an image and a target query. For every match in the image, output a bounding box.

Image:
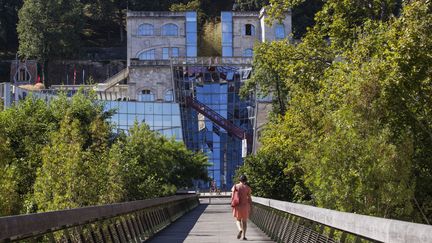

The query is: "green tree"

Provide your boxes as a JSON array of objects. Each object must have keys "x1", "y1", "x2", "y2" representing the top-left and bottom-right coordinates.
[
  {"x1": 0, "y1": 97, "x2": 55, "y2": 214},
  {"x1": 114, "y1": 123, "x2": 208, "y2": 200},
  {"x1": 17, "y1": 0, "x2": 83, "y2": 78},
  {"x1": 0, "y1": 0, "x2": 23, "y2": 56},
  {"x1": 233, "y1": 0, "x2": 269, "y2": 11},
  {"x1": 243, "y1": 0, "x2": 432, "y2": 223},
  {"x1": 0, "y1": 135, "x2": 20, "y2": 216}
]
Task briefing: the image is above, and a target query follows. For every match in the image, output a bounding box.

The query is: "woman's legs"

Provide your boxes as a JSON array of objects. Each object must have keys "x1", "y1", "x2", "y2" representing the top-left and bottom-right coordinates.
[
  {"x1": 241, "y1": 219, "x2": 248, "y2": 239},
  {"x1": 236, "y1": 219, "x2": 242, "y2": 231}
]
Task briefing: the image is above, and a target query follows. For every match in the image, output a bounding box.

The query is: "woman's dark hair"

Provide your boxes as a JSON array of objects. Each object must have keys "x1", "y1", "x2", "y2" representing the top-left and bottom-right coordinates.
[{"x1": 239, "y1": 174, "x2": 248, "y2": 183}]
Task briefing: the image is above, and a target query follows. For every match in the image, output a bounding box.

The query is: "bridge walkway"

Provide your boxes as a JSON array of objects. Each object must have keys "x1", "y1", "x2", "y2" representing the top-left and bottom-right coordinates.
[{"x1": 147, "y1": 198, "x2": 274, "y2": 243}]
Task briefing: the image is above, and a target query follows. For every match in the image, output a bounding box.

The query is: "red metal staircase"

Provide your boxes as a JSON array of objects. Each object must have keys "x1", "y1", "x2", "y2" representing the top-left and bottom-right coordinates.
[{"x1": 185, "y1": 96, "x2": 253, "y2": 145}]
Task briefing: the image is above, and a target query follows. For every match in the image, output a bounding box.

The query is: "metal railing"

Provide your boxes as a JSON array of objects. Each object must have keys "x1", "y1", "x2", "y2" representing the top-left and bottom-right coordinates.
[
  {"x1": 96, "y1": 68, "x2": 129, "y2": 92},
  {"x1": 130, "y1": 57, "x2": 253, "y2": 67},
  {"x1": 0, "y1": 195, "x2": 199, "y2": 242},
  {"x1": 250, "y1": 197, "x2": 432, "y2": 243}
]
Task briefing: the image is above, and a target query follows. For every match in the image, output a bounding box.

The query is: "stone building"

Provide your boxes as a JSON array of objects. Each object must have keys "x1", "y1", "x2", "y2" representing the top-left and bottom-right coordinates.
[
  {"x1": 126, "y1": 11, "x2": 197, "y2": 101},
  {"x1": 222, "y1": 8, "x2": 292, "y2": 57}
]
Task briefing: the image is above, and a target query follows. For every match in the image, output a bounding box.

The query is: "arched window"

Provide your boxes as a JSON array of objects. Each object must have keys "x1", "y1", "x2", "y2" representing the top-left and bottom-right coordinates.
[
  {"x1": 137, "y1": 24, "x2": 154, "y2": 36},
  {"x1": 137, "y1": 89, "x2": 155, "y2": 101},
  {"x1": 244, "y1": 24, "x2": 255, "y2": 36},
  {"x1": 161, "y1": 24, "x2": 178, "y2": 36},
  {"x1": 138, "y1": 49, "x2": 155, "y2": 60},
  {"x1": 275, "y1": 24, "x2": 285, "y2": 39},
  {"x1": 243, "y1": 48, "x2": 253, "y2": 57},
  {"x1": 165, "y1": 90, "x2": 174, "y2": 102}
]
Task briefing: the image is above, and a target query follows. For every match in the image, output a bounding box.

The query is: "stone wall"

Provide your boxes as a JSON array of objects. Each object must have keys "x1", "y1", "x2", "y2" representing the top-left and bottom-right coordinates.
[
  {"x1": 128, "y1": 65, "x2": 173, "y2": 101},
  {"x1": 232, "y1": 12, "x2": 261, "y2": 57},
  {"x1": 259, "y1": 8, "x2": 292, "y2": 42}
]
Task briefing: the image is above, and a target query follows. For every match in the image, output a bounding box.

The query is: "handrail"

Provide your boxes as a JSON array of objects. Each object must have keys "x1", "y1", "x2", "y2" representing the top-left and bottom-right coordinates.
[
  {"x1": 252, "y1": 196, "x2": 432, "y2": 243},
  {"x1": 96, "y1": 68, "x2": 129, "y2": 91},
  {"x1": 130, "y1": 57, "x2": 253, "y2": 67},
  {"x1": 0, "y1": 194, "x2": 198, "y2": 242},
  {"x1": 185, "y1": 96, "x2": 252, "y2": 143}
]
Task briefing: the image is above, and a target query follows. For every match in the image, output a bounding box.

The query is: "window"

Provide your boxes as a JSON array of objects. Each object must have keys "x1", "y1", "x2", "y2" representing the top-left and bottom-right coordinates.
[
  {"x1": 137, "y1": 24, "x2": 154, "y2": 36},
  {"x1": 138, "y1": 49, "x2": 155, "y2": 60},
  {"x1": 275, "y1": 24, "x2": 285, "y2": 39},
  {"x1": 172, "y1": 48, "x2": 179, "y2": 57},
  {"x1": 137, "y1": 89, "x2": 155, "y2": 101},
  {"x1": 161, "y1": 24, "x2": 178, "y2": 36},
  {"x1": 165, "y1": 90, "x2": 174, "y2": 102},
  {"x1": 243, "y1": 48, "x2": 253, "y2": 57},
  {"x1": 162, "y1": 47, "x2": 179, "y2": 59},
  {"x1": 162, "y1": 48, "x2": 169, "y2": 60},
  {"x1": 245, "y1": 24, "x2": 255, "y2": 36}
]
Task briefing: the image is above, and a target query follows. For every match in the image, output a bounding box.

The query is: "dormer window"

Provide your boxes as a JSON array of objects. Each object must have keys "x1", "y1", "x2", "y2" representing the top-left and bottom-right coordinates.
[
  {"x1": 244, "y1": 24, "x2": 255, "y2": 36},
  {"x1": 137, "y1": 24, "x2": 154, "y2": 36}
]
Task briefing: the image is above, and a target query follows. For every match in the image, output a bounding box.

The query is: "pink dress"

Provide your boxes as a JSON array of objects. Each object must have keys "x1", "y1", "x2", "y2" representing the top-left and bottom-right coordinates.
[{"x1": 231, "y1": 183, "x2": 252, "y2": 219}]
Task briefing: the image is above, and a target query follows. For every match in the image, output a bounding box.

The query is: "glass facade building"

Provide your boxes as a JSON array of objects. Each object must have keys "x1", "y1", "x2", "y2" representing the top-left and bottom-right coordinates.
[
  {"x1": 174, "y1": 65, "x2": 254, "y2": 189},
  {"x1": 105, "y1": 101, "x2": 183, "y2": 140}
]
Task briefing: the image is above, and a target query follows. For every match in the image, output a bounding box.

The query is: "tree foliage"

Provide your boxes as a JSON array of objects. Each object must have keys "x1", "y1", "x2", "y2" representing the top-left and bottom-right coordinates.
[
  {"x1": 241, "y1": 0, "x2": 432, "y2": 223},
  {"x1": 0, "y1": 91, "x2": 209, "y2": 216},
  {"x1": 17, "y1": 0, "x2": 84, "y2": 61}
]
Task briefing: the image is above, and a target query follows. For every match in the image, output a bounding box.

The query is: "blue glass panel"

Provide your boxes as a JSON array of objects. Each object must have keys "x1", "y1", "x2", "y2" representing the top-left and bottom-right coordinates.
[
  {"x1": 127, "y1": 102, "x2": 136, "y2": 114},
  {"x1": 162, "y1": 103, "x2": 172, "y2": 113},
  {"x1": 136, "y1": 115, "x2": 145, "y2": 123},
  {"x1": 128, "y1": 114, "x2": 137, "y2": 124},
  {"x1": 222, "y1": 34, "x2": 233, "y2": 44},
  {"x1": 186, "y1": 22, "x2": 197, "y2": 32},
  {"x1": 222, "y1": 22, "x2": 232, "y2": 32},
  {"x1": 119, "y1": 101, "x2": 128, "y2": 112},
  {"x1": 221, "y1": 12, "x2": 233, "y2": 21},
  {"x1": 119, "y1": 114, "x2": 128, "y2": 126},
  {"x1": 154, "y1": 115, "x2": 163, "y2": 126},
  {"x1": 154, "y1": 103, "x2": 163, "y2": 114},
  {"x1": 187, "y1": 33, "x2": 197, "y2": 44},
  {"x1": 144, "y1": 115, "x2": 154, "y2": 126},
  {"x1": 136, "y1": 102, "x2": 145, "y2": 114},
  {"x1": 187, "y1": 46, "x2": 197, "y2": 57},
  {"x1": 172, "y1": 105, "x2": 180, "y2": 115},
  {"x1": 172, "y1": 116, "x2": 181, "y2": 126},
  {"x1": 162, "y1": 116, "x2": 171, "y2": 126},
  {"x1": 186, "y1": 11, "x2": 197, "y2": 22},
  {"x1": 145, "y1": 103, "x2": 154, "y2": 113},
  {"x1": 222, "y1": 47, "x2": 233, "y2": 57}
]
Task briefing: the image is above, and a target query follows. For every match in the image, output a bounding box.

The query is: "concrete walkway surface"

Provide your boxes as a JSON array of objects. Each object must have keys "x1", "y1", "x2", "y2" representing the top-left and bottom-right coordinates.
[{"x1": 147, "y1": 201, "x2": 274, "y2": 243}]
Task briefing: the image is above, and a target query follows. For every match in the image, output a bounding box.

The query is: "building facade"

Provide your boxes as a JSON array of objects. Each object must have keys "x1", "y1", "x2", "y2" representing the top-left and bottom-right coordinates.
[{"x1": 4, "y1": 8, "x2": 291, "y2": 190}]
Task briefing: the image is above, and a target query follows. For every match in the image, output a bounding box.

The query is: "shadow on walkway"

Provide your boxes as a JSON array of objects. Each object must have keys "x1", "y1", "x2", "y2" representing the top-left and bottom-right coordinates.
[{"x1": 146, "y1": 204, "x2": 209, "y2": 243}]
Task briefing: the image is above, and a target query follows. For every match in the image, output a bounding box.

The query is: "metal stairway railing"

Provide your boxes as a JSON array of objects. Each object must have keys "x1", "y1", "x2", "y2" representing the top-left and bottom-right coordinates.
[
  {"x1": 95, "y1": 68, "x2": 129, "y2": 92},
  {"x1": 185, "y1": 96, "x2": 252, "y2": 144}
]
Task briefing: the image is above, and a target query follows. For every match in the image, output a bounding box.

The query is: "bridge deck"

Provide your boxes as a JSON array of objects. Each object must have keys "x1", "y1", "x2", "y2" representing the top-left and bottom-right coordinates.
[{"x1": 147, "y1": 199, "x2": 274, "y2": 243}]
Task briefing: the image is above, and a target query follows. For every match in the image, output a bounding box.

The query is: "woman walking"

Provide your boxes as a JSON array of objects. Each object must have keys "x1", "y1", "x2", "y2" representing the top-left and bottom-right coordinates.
[{"x1": 231, "y1": 175, "x2": 252, "y2": 240}]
